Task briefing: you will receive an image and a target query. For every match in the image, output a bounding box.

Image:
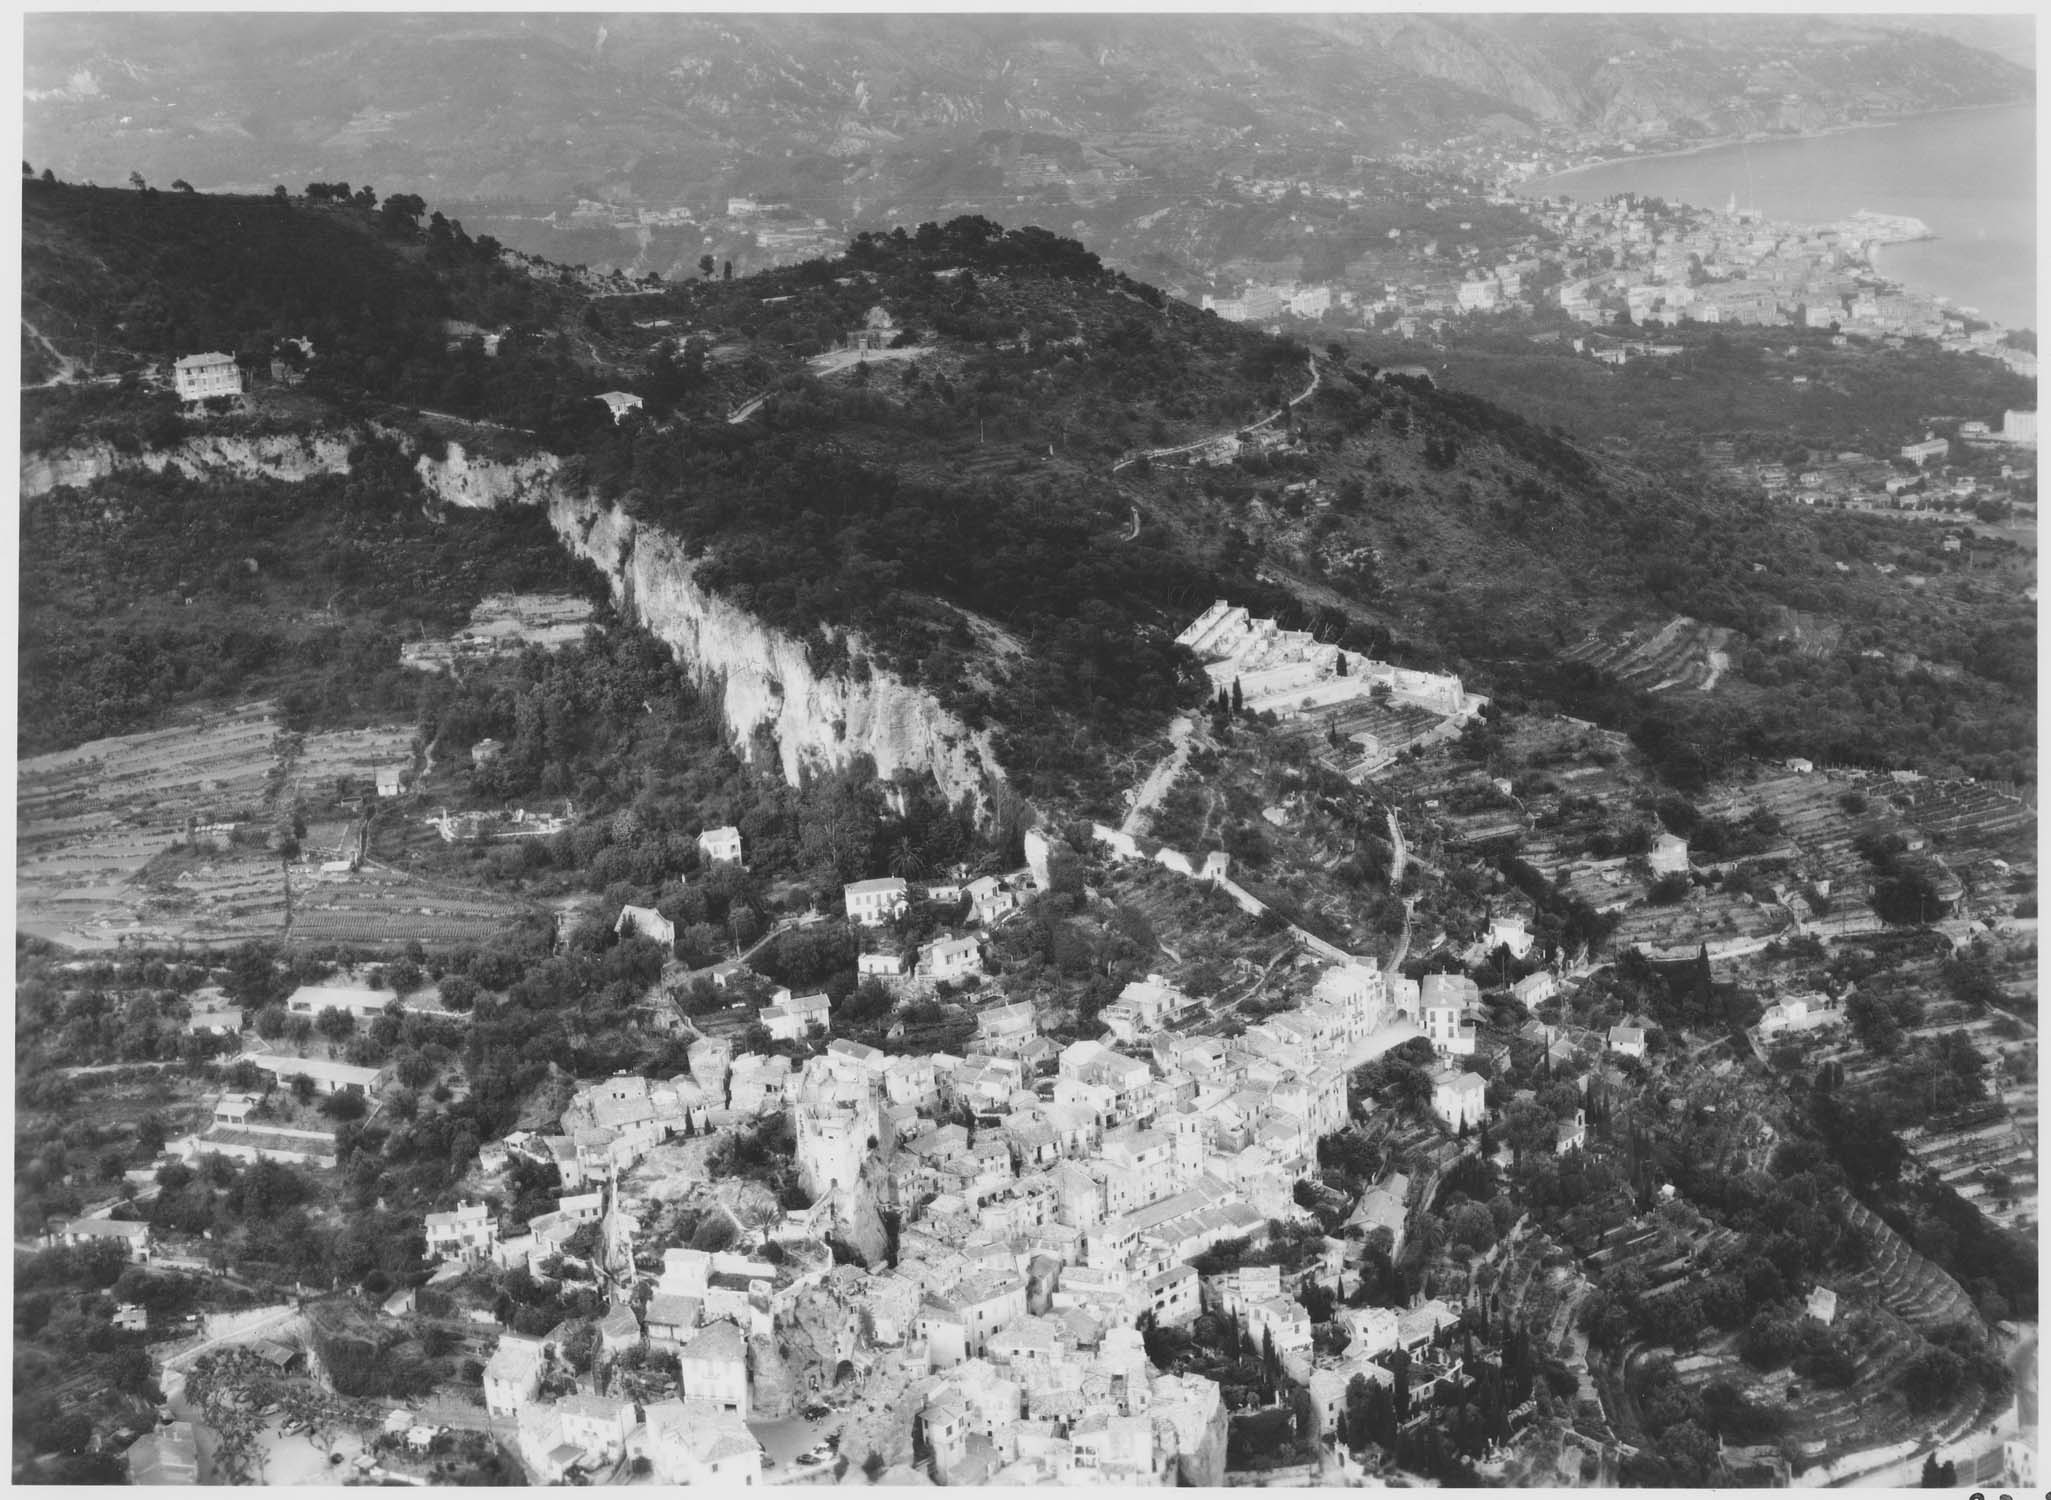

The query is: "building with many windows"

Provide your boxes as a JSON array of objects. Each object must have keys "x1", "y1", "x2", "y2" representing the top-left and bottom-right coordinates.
[{"x1": 173, "y1": 351, "x2": 242, "y2": 401}]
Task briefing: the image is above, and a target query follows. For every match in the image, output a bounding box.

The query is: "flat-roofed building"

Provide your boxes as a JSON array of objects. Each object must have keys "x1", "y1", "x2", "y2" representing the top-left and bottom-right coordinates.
[
  {"x1": 285, "y1": 983, "x2": 398, "y2": 1018},
  {"x1": 247, "y1": 1054, "x2": 388, "y2": 1096}
]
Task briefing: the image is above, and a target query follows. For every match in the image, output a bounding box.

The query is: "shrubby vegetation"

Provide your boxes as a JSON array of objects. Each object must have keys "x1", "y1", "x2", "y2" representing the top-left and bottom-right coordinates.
[{"x1": 20, "y1": 454, "x2": 598, "y2": 752}]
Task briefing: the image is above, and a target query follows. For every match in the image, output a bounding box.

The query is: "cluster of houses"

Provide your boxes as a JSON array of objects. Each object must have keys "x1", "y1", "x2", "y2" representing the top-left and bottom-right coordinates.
[
  {"x1": 479, "y1": 1311, "x2": 764, "y2": 1484},
  {"x1": 82, "y1": 867, "x2": 1644, "y2": 1487},
  {"x1": 1227, "y1": 176, "x2": 2029, "y2": 390},
  {"x1": 844, "y1": 869, "x2": 1022, "y2": 930},
  {"x1": 1516, "y1": 196, "x2": 2035, "y2": 378},
  {"x1": 833, "y1": 868, "x2": 1031, "y2": 988},
  {"x1": 379, "y1": 942, "x2": 1524, "y2": 1484},
  {"x1": 756, "y1": 956, "x2": 1435, "y2": 1481},
  {"x1": 1695, "y1": 423, "x2": 2035, "y2": 521}
]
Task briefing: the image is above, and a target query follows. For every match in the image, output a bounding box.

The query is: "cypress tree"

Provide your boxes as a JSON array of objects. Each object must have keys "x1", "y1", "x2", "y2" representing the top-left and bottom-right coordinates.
[{"x1": 1231, "y1": 677, "x2": 1244, "y2": 714}]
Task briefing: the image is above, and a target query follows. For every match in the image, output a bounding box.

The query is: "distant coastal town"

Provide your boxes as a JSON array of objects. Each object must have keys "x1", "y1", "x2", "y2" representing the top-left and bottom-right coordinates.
[{"x1": 1195, "y1": 189, "x2": 2033, "y2": 379}]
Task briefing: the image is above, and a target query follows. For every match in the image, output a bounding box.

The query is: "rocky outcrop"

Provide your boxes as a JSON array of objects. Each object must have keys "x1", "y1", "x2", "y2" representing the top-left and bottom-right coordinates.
[
  {"x1": 21, "y1": 430, "x2": 357, "y2": 497},
  {"x1": 417, "y1": 440, "x2": 1003, "y2": 813},
  {"x1": 414, "y1": 441, "x2": 562, "y2": 510},
  {"x1": 749, "y1": 1332, "x2": 800, "y2": 1420},
  {"x1": 774, "y1": 1285, "x2": 863, "y2": 1400},
  {"x1": 555, "y1": 494, "x2": 1000, "y2": 812},
  {"x1": 831, "y1": 1158, "x2": 891, "y2": 1269},
  {"x1": 831, "y1": 1349, "x2": 921, "y2": 1474},
  {"x1": 26, "y1": 424, "x2": 1004, "y2": 814}
]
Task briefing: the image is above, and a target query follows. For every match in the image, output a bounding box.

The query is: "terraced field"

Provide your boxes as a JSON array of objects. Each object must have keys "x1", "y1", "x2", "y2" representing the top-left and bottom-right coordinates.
[
  {"x1": 17, "y1": 703, "x2": 284, "y2": 948},
  {"x1": 1282, "y1": 698, "x2": 1451, "y2": 777},
  {"x1": 1834, "y1": 1195, "x2": 1982, "y2": 1334},
  {"x1": 1609, "y1": 887, "x2": 1788, "y2": 961},
  {"x1": 1899, "y1": 1101, "x2": 2038, "y2": 1234},
  {"x1": 286, "y1": 860, "x2": 535, "y2": 952},
  {"x1": 1653, "y1": 1198, "x2": 1993, "y2": 1479},
  {"x1": 17, "y1": 702, "x2": 537, "y2": 951},
  {"x1": 1559, "y1": 616, "x2": 1734, "y2": 694},
  {"x1": 1695, "y1": 770, "x2": 1903, "y2": 890},
  {"x1": 1893, "y1": 780, "x2": 2036, "y2": 860},
  {"x1": 281, "y1": 724, "x2": 418, "y2": 805}
]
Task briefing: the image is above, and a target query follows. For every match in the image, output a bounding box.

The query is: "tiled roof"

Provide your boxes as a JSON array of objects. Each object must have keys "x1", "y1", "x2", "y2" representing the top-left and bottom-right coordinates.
[{"x1": 680, "y1": 1318, "x2": 747, "y2": 1364}]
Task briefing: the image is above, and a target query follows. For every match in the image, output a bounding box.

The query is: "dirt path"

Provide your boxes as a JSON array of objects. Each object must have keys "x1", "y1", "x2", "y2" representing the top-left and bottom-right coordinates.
[
  {"x1": 807, "y1": 344, "x2": 931, "y2": 378},
  {"x1": 21, "y1": 318, "x2": 83, "y2": 388},
  {"x1": 1383, "y1": 895, "x2": 1419, "y2": 976},
  {"x1": 1700, "y1": 648, "x2": 1729, "y2": 692},
  {"x1": 1118, "y1": 716, "x2": 1195, "y2": 838}
]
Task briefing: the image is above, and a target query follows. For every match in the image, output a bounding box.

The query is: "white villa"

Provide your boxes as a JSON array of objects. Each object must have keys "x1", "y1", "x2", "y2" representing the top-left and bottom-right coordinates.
[{"x1": 173, "y1": 351, "x2": 242, "y2": 401}]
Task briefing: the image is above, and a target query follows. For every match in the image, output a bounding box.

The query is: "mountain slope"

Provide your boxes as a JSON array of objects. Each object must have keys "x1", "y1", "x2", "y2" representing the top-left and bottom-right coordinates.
[{"x1": 19, "y1": 187, "x2": 2036, "y2": 812}]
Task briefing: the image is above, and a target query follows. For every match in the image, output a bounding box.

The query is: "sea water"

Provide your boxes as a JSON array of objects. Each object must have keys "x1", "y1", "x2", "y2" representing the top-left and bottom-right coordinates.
[{"x1": 1522, "y1": 104, "x2": 2036, "y2": 333}]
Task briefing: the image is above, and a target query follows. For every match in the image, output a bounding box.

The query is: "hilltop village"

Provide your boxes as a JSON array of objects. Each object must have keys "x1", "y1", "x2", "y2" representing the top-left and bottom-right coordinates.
[
  {"x1": 13, "y1": 167, "x2": 2036, "y2": 1489},
  {"x1": 22, "y1": 587, "x2": 2038, "y2": 1489}
]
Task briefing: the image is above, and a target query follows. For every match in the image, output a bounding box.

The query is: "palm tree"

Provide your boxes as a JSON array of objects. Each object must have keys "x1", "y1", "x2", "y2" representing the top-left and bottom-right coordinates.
[{"x1": 888, "y1": 837, "x2": 928, "y2": 881}]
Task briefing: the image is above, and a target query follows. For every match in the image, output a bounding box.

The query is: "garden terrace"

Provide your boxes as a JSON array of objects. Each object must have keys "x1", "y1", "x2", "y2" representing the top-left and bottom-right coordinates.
[
  {"x1": 1583, "y1": 1220, "x2": 1675, "y2": 1278},
  {"x1": 1557, "y1": 617, "x2": 1735, "y2": 696},
  {"x1": 1538, "y1": 858, "x2": 1650, "y2": 916},
  {"x1": 1490, "y1": 1224, "x2": 1596, "y2": 1370},
  {"x1": 279, "y1": 725, "x2": 419, "y2": 807},
  {"x1": 1892, "y1": 781, "x2": 2035, "y2": 859},
  {"x1": 283, "y1": 862, "x2": 536, "y2": 952},
  {"x1": 1694, "y1": 770, "x2": 1908, "y2": 891},
  {"x1": 18, "y1": 718, "x2": 300, "y2": 951},
  {"x1": 1900, "y1": 1011, "x2": 2016, "y2": 1052},
  {"x1": 1665, "y1": 1304, "x2": 1939, "y2": 1475},
  {"x1": 1958, "y1": 854, "x2": 2033, "y2": 905},
  {"x1": 1899, "y1": 1103, "x2": 2037, "y2": 1232},
  {"x1": 1834, "y1": 1196, "x2": 1981, "y2": 1334},
  {"x1": 1274, "y1": 698, "x2": 1448, "y2": 777},
  {"x1": 1609, "y1": 888, "x2": 1789, "y2": 963}
]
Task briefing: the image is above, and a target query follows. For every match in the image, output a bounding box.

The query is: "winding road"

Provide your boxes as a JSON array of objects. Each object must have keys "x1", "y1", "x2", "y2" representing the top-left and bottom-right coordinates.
[{"x1": 1111, "y1": 356, "x2": 1320, "y2": 474}]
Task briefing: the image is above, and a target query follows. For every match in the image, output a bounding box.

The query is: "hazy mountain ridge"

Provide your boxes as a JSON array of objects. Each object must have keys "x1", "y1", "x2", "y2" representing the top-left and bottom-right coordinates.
[{"x1": 26, "y1": 13, "x2": 2030, "y2": 216}]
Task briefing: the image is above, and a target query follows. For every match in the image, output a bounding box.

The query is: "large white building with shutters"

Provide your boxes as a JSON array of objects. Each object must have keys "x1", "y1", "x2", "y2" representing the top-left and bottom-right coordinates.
[{"x1": 173, "y1": 352, "x2": 242, "y2": 401}]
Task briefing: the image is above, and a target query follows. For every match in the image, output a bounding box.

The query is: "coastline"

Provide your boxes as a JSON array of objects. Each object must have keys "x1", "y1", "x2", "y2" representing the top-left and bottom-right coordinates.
[
  {"x1": 1511, "y1": 99, "x2": 2036, "y2": 333},
  {"x1": 1515, "y1": 98, "x2": 2035, "y2": 198}
]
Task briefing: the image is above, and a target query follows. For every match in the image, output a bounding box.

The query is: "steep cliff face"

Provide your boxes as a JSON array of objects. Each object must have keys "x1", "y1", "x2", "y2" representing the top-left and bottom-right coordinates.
[
  {"x1": 831, "y1": 1349, "x2": 920, "y2": 1473},
  {"x1": 748, "y1": 1332, "x2": 800, "y2": 1420},
  {"x1": 417, "y1": 442, "x2": 1003, "y2": 813},
  {"x1": 28, "y1": 421, "x2": 1004, "y2": 811},
  {"x1": 21, "y1": 430, "x2": 357, "y2": 498},
  {"x1": 415, "y1": 441, "x2": 563, "y2": 510}
]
